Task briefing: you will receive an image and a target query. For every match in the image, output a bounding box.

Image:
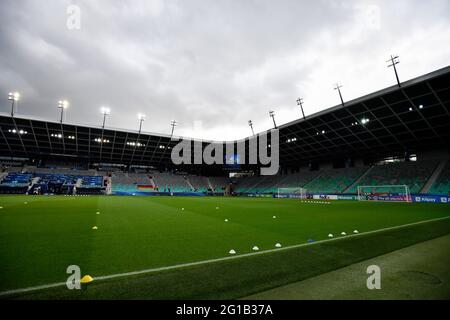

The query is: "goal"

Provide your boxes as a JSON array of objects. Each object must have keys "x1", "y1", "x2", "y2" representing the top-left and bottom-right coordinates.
[
  {"x1": 277, "y1": 187, "x2": 307, "y2": 199},
  {"x1": 357, "y1": 185, "x2": 411, "y2": 202}
]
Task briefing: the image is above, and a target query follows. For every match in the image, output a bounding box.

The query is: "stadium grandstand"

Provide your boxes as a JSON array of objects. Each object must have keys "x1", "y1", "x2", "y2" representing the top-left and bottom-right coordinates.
[{"x1": 1, "y1": 66, "x2": 449, "y2": 198}]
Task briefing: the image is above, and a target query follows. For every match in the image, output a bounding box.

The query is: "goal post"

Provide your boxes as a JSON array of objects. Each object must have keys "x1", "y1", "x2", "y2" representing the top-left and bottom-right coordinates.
[
  {"x1": 277, "y1": 187, "x2": 307, "y2": 199},
  {"x1": 357, "y1": 185, "x2": 411, "y2": 202}
]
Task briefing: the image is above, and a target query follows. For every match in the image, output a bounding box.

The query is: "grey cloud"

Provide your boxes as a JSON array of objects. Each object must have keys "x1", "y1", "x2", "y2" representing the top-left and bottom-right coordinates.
[{"x1": 1, "y1": 0, "x2": 449, "y2": 140}]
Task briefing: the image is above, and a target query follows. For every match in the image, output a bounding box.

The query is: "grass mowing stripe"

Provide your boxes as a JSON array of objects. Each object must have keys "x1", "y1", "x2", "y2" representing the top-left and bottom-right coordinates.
[{"x1": 2, "y1": 215, "x2": 449, "y2": 298}]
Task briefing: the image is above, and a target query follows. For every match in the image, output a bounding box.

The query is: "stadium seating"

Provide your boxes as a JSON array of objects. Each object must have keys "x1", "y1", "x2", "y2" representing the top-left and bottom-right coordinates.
[
  {"x1": 346, "y1": 160, "x2": 439, "y2": 194},
  {"x1": 208, "y1": 176, "x2": 230, "y2": 193},
  {"x1": 234, "y1": 171, "x2": 320, "y2": 193},
  {"x1": 0, "y1": 169, "x2": 105, "y2": 195},
  {"x1": 1, "y1": 172, "x2": 33, "y2": 185},
  {"x1": 304, "y1": 167, "x2": 367, "y2": 194},
  {"x1": 150, "y1": 172, "x2": 192, "y2": 192},
  {"x1": 428, "y1": 161, "x2": 450, "y2": 195},
  {"x1": 186, "y1": 175, "x2": 209, "y2": 192}
]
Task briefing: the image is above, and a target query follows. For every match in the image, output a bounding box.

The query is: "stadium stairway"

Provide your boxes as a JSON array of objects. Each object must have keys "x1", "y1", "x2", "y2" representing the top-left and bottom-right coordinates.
[
  {"x1": 342, "y1": 166, "x2": 372, "y2": 194},
  {"x1": 421, "y1": 159, "x2": 448, "y2": 194},
  {"x1": 0, "y1": 172, "x2": 7, "y2": 181},
  {"x1": 185, "y1": 177, "x2": 195, "y2": 191},
  {"x1": 206, "y1": 178, "x2": 214, "y2": 192},
  {"x1": 27, "y1": 177, "x2": 41, "y2": 194}
]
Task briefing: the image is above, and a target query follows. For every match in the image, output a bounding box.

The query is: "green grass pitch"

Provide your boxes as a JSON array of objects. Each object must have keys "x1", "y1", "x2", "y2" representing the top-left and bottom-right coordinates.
[{"x1": 0, "y1": 195, "x2": 449, "y2": 299}]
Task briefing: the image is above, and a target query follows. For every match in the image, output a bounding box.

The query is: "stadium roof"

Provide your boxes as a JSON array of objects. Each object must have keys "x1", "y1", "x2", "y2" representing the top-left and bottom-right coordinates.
[{"x1": 1, "y1": 66, "x2": 449, "y2": 168}]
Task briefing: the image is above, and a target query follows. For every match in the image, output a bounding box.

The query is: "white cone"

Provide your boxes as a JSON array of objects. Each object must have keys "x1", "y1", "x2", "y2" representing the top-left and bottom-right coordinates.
[
  {"x1": 353, "y1": 230, "x2": 359, "y2": 234},
  {"x1": 328, "y1": 234, "x2": 334, "y2": 238},
  {"x1": 252, "y1": 246, "x2": 259, "y2": 251},
  {"x1": 181, "y1": 208, "x2": 184, "y2": 211},
  {"x1": 224, "y1": 219, "x2": 228, "y2": 222},
  {"x1": 92, "y1": 226, "x2": 98, "y2": 230},
  {"x1": 341, "y1": 232, "x2": 346, "y2": 236},
  {"x1": 96, "y1": 212, "x2": 100, "y2": 215},
  {"x1": 275, "y1": 243, "x2": 282, "y2": 248},
  {"x1": 273, "y1": 216, "x2": 276, "y2": 219},
  {"x1": 216, "y1": 207, "x2": 219, "y2": 209},
  {"x1": 229, "y1": 249, "x2": 236, "y2": 255}
]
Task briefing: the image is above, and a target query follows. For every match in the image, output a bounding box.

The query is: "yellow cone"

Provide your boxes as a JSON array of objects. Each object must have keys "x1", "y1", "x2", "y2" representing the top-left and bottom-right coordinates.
[
  {"x1": 92, "y1": 226, "x2": 98, "y2": 230},
  {"x1": 80, "y1": 275, "x2": 94, "y2": 284}
]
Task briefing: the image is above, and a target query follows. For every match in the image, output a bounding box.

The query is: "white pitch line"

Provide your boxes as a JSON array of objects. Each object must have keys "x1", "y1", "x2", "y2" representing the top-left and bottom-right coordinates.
[{"x1": 1, "y1": 215, "x2": 449, "y2": 297}]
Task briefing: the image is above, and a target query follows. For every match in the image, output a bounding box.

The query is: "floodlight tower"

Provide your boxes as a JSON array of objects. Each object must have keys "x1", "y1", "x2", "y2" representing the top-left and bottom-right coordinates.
[
  {"x1": 58, "y1": 100, "x2": 69, "y2": 123},
  {"x1": 334, "y1": 83, "x2": 345, "y2": 107},
  {"x1": 387, "y1": 54, "x2": 401, "y2": 87},
  {"x1": 269, "y1": 110, "x2": 277, "y2": 129},
  {"x1": 248, "y1": 120, "x2": 255, "y2": 136},
  {"x1": 296, "y1": 97, "x2": 306, "y2": 120},
  {"x1": 8, "y1": 92, "x2": 20, "y2": 117},
  {"x1": 100, "y1": 107, "x2": 111, "y2": 129},
  {"x1": 170, "y1": 120, "x2": 178, "y2": 138},
  {"x1": 138, "y1": 113, "x2": 146, "y2": 133}
]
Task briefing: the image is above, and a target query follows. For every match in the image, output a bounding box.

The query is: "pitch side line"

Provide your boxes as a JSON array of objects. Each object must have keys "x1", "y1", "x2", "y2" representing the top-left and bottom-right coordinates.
[{"x1": 1, "y1": 215, "x2": 449, "y2": 297}]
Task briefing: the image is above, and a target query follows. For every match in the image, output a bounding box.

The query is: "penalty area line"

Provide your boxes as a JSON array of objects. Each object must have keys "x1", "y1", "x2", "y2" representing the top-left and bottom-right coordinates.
[{"x1": 1, "y1": 215, "x2": 449, "y2": 297}]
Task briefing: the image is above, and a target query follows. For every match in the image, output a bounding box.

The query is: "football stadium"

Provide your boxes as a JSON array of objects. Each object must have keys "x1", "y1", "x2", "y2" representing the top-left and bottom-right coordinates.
[
  {"x1": 0, "y1": 1, "x2": 450, "y2": 306},
  {"x1": 1, "y1": 66, "x2": 450, "y2": 300}
]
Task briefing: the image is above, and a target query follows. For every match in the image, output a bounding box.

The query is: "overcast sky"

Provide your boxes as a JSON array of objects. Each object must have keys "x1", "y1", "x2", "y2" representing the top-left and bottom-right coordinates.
[{"x1": 1, "y1": 0, "x2": 449, "y2": 140}]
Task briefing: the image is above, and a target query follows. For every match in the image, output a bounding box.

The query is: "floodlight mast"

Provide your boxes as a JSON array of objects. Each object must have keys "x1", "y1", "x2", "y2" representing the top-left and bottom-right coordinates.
[
  {"x1": 138, "y1": 113, "x2": 146, "y2": 133},
  {"x1": 296, "y1": 97, "x2": 306, "y2": 120},
  {"x1": 387, "y1": 54, "x2": 401, "y2": 87},
  {"x1": 334, "y1": 83, "x2": 345, "y2": 107},
  {"x1": 269, "y1": 110, "x2": 277, "y2": 129},
  {"x1": 101, "y1": 107, "x2": 110, "y2": 129},
  {"x1": 8, "y1": 92, "x2": 20, "y2": 117},
  {"x1": 248, "y1": 120, "x2": 255, "y2": 136},
  {"x1": 99, "y1": 107, "x2": 110, "y2": 161},
  {"x1": 130, "y1": 113, "x2": 146, "y2": 166},
  {"x1": 170, "y1": 120, "x2": 178, "y2": 138},
  {"x1": 58, "y1": 100, "x2": 69, "y2": 123}
]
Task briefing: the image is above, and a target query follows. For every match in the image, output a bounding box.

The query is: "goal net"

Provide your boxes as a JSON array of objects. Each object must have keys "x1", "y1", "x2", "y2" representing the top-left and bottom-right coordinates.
[
  {"x1": 277, "y1": 187, "x2": 307, "y2": 199},
  {"x1": 357, "y1": 185, "x2": 411, "y2": 202}
]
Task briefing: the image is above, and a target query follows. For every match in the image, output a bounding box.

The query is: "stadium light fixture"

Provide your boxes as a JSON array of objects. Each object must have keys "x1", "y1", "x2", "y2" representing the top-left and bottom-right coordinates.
[
  {"x1": 248, "y1": 120, "x2": 255, "y2": 136},
  {"x1": 296, "y1": 98, "x2": 306, "y2": 120},
  {"x1": 269, "y1": 110, "x2": 277, "y2": 129},
  {"x1": 8, "y1": 91, "x2": 20, "y2": 117},
  {"x1": 387, "y1": 54, "x2": 401, "y2": 87},
  {"x1": 361, "y1": 118, "x2": 370, "y2": 125},
  {"x1": 419, "y1": 104, "x2": 424, "y2": 109},
  {"x1": 58, "y1": 100, "x2": 69, "y2": 123}
]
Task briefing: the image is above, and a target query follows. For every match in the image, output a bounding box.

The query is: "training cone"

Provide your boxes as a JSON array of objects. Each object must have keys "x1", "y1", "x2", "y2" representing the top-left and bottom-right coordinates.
[
  {"x1": 80, "y1": 275, "x2": 94, "y2": 284},
  {"x1": 341, "y1": 232, "x2": 346, "y2": 236},
  {"x1": 216, "y1": 207, "x2": 219, "y2": 210},
  {"x1": 328, "y1": 234, "x2": 334, "y2": 238},
  {"x1": 353, "y1": 230, "x2": 359, "y2": 234},
  {"x1": 96, "y1": 212, "x2": 100, "y2": 215},
  {"x1": 224, "y1": 219, "x2": 228, "y2": 222},
  {"x1": 275, "y1": 243, "x2": 282, "y2": 248},
  {"x1": 273, "y1": 216, "x2": 276, "y2": 219},
  {"x1": 92, "y1": 226, "x2": 98, "y2": 230},
  {"x1": 229, "y1": 249, "x2": 236, "y2": 255},
  {"x1": 252, "y1": 246, "x2": 259, "y2": 251}
]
